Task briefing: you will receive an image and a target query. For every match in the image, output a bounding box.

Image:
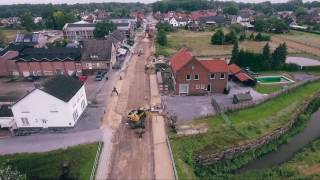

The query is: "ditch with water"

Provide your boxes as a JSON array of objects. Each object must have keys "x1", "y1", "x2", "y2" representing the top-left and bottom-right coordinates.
[{"x1": 238, "y1": 108, "x2": 320, "y2": 172}]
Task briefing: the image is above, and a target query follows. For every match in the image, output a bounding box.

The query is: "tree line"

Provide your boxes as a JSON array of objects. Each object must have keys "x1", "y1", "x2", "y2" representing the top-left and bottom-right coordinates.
[
  {"x1": 230, "y1": 41, "x2": 288, "y2": 71},
  {"x1": 152, "y1": 0, "x2": 320, "y2": 14},
  {"x1": 0, "y1": 3, "x2": 145, "y2": 18}
]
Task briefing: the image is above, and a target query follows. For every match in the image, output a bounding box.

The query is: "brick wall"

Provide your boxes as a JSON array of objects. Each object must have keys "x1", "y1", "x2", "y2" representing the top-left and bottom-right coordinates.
[
  {"x1": 174, "y1": 59, "x2": 228, "y2": 95},
  {"x1": 0, "y1": 51, "x2": 19, "y2": 76},
  {"x1": 16, "y1": 61, "x2": 82, "y2": 77}
]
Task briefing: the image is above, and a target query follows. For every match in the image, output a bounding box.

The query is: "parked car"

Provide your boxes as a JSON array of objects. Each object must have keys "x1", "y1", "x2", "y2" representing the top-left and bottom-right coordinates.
[
  {"x1": 78, "y1": 75, "x2": 88, "y2": 82},
  {"x1": 95, "y1": 71, "x2": 105, "y2": 81},
  {"x1": 26, "y1": 75, "x2": 40, "y2": 82}
]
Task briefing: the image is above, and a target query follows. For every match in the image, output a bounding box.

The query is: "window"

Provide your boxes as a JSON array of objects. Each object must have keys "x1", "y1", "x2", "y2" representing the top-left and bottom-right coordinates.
[
  {"x1": 195, "y1": 84, "x2": 200, "y2": 89},
  {"x1": 73, "y1": 110, "x2": 79, "y2": 121},
  {"x1": 220, "y1": 73, "x2": 225, "y2": 79},
  {"x1": 201, "y1": 84, "x2": 206, "y2": 89},
  {"x1": 186, "y1": 74, "x2": 191, "y2": 80},
  {"x1": 210, "y1": 73, "x2": 215, "y2": 79},
  {"x1": 42, "y1": 119, "x2": 47, "y2": 124},
  {"x1": 81, "y1": 100, "x2": 86, "y2": 110},
  {"x1": 21, "y1": 117, "x2": 30, "y2": 126},
  {"x1": 194, "y1": 74, "x2": 199, "y2": 80}
]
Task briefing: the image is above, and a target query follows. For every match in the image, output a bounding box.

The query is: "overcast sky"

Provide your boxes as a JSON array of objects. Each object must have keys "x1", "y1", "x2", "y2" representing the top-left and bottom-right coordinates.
[{"x1": 0, "y1": 0, "x2": 315, "y2": 5}]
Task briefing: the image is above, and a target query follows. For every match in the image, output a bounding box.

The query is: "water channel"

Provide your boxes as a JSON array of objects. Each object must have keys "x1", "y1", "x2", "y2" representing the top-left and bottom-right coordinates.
[{"x1": 238, "y1": 108, "x2": 320, "y2": 172}]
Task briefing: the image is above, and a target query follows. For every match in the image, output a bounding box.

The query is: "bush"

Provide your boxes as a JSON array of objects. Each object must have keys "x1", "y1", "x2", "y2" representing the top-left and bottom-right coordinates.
[
  {"x1": 225, "y1": 30, "x2": 238, "y2": 44},
  {"x1": 211, "y1": 29, "x2": 225, "y2": 45},
  {"x1": 239, "y1": 33, "x2": 246, "y2": 41},
  {"x1": 254, "y1": 33, "x2": 271, "y2": 41}
]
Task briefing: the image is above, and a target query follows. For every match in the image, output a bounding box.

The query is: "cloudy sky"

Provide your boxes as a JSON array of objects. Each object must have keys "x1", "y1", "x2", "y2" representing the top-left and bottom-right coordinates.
[{"x1": 0, "y1": 0, "x2": 315, "y2": 5}]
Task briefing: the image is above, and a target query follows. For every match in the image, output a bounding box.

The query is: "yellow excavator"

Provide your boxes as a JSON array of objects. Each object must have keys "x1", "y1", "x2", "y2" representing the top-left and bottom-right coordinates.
[{"x1": 127, "y1": 108, "x2": 147, "y2": 129}]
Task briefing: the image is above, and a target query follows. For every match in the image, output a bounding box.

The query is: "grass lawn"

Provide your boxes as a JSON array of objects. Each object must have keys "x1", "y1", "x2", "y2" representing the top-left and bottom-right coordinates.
[
  {"x1": 170, "y1": 81, "x2": 320, "y2": 179},
  {"x1": 0, "y1": 143, "x2": 100, "y2": 180},
  {"x1": 278, "y1": 30, "x2": 320, "y2": 49},
  {"x1": 234, "y1": 139, "x2": 320, "y2": 179},
  {"x1": 157, "y1": 30, "x2": 300, "y2": 58},
  {"x1": 254, "y1": 84, "x2": 284, "y2": 94},
  {"x1": 1, "y1": 29, "x2": 26, "y2": 44}
]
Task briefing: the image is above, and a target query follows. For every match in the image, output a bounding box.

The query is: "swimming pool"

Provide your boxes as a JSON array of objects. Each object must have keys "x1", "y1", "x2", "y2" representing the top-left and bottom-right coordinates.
[{"x1": 256, "y1": 75, "x2": 295, "y2": 84}]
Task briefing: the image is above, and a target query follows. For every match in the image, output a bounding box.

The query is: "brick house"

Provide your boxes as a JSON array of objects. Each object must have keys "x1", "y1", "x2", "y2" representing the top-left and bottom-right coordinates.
[
  {"x1": 11, "y1": 47, "x2": 82, "y2": 77},
  {"x1": 81, "y1": 39, "x2": 116, "y2": 73},
  {"x1": 170, "y1": 48, "x2": 229, "y2": 95}
]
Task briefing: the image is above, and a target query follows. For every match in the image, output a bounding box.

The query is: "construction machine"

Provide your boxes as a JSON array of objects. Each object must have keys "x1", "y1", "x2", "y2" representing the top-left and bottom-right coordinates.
[{"x1": 127, "y1": 108, "x2": 147, "y2": 129}]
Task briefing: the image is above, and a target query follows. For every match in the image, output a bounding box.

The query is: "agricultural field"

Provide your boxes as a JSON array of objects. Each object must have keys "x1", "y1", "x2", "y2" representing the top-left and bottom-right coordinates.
[
  {"x1": 157, "y1": 30, "x2": 300, "y2": 58},
  {"x1": 277, "y1": 30, "x2": 320, "y2": 49},
  {"x1": 0, "y1": 143, "x2": 99, "y2": 180},
  {"x1": 170, "y1": 81, "x2": 320, "y2": 179},
  {"x1": 234, "y1": 139, "x2": 320, "y2": 179}
]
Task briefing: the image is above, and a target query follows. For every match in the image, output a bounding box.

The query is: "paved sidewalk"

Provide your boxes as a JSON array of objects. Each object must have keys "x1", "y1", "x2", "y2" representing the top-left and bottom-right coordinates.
[{"x1": 150, "y1": 74, "x2": 175, "y2": 180}]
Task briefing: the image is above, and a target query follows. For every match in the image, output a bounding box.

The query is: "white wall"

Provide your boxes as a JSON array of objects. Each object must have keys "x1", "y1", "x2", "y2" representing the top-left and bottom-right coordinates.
[
  {"x1": 66, "y1": 86, "x2": 88, "y2": 124},
  {"x1": 12, "y1": 86, "x2": 87, "y2": 129},
  {"x1": 0, "y1": 117, "x2": 15, "y2": 128}
]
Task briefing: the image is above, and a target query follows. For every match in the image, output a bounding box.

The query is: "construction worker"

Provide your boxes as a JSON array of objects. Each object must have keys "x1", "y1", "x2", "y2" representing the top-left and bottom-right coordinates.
[{"x1": 112, "y1": 87, "x2": 119, "y2": 96}]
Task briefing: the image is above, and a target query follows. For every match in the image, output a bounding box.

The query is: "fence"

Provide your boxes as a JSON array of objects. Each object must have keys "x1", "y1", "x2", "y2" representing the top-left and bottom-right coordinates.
[
  {"x1": 166, "y1": 135, "x2": 179, "y2": 180},
  {"x1": 90, "y1": 141, "x2": 103, "y2": 180},
  {"x1": 214, "y1": 76, "x2": 320, "y2": 113}
]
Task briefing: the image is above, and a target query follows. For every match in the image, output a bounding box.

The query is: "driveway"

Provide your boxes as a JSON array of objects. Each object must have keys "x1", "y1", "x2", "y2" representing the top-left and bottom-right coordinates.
[{"x1": 163, "y1": 82, "x2": 265, "y2": 122}]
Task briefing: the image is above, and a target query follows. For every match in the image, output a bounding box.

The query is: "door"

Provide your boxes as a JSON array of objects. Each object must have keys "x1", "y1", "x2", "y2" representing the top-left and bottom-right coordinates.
[
  {"x1": 179, "y1": 84, "x2": 189, "y2": 95},
  {"x1": 207, "y1": 84, "x2": 211, "y2": 92}
]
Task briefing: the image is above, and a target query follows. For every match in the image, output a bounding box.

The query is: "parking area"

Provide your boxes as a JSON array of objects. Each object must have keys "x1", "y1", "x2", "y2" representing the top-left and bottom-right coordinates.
[
  {"x1": 0, "y1": 78, "x2": 39, "y2": 102},
  {"x1": 163, "y1": 82, "x2": 265, "y2": 122}
]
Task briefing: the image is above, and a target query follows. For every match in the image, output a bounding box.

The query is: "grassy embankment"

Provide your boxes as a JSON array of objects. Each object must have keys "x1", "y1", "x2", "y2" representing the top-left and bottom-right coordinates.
[
  {"x1": 0, "y1": 143, "x2": 100, "y2": 180},
  {"x1": 170, "y1": 81, "x2": 320, "y2": 179}
]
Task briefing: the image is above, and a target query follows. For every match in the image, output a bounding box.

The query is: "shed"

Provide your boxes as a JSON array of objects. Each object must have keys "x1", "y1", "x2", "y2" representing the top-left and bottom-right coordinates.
[{"x1": 233, "y1": 93, "x2": 253, "y2": 104}]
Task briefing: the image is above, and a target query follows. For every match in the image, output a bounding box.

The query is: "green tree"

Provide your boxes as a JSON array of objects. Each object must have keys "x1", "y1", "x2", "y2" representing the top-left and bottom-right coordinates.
[
  {"x1": 211, "y1": 29, "x2": 224, "y2": 45},
  {"x1": 21, "y1": 12, "x2": 35, "y2": 31},
  {"x1": 230, "y1": 40, "x2": 239, "y2": 64},
  {"x1": 272, "y1": 43, "x2": 287, "y2": 68},
  {"x1": 249, "y1": 33, "x2": 255, "y2": 40},
  {"x1": 255, "y1": 33, "x2": 263, "y2": 41},
  {"x1": 254, "y1": 18, "x2": 265, "y2": 32},
  {"x1": 239, "y1": 33, "x2": 246, "y2": 41},
  {"x1": 295, "y1": 7, "x2": 307, "y2": 17},
  {"x1": 225, "y1": 30, "x2": 238, "y2": 44},
  {"x1": 53, "y1": 11, "x2": 66, "y2": 29},
  {"x1": 223, "y1": 6, "x2": 239, "y2": 15},
  {"x1": 93, "y1": 21, "x2": 117, "y2": 38},
  {"x1": 157, "y1": 29, "x2": 167, "y2": 46},
  {"x1": 262, "y1": 43, "x2": 272, "y2": 70},
  {"x1": 229, "y1": 24, "x2": 243, "y2": 34}
]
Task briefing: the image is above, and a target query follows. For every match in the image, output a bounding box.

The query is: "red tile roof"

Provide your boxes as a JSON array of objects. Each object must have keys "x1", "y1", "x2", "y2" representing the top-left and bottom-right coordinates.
[
  {"x1": 229, "y1": 64, "x2": 242, "y2": 74},
  {"x1": 199, "y1": 60, "x2": 229, "y2": 73},
  {"x1": 170, "y1": 48, "x2": 193, "y2": 72},
  {"x1": 235, "y1": 72, "x2": 253, "y2": 82}
]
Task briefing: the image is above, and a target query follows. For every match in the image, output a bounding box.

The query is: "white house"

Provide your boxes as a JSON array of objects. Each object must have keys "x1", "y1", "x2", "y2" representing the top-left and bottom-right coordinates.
[
  {"x1": 169, "y1": 17, "x2": 179, "y2": 27},
  {"x1": 11, "y1": 75, "x2": 87, "y2": 129},
  {"x1": 0, "y1": 105, "x2": 15, "y2": 129}
]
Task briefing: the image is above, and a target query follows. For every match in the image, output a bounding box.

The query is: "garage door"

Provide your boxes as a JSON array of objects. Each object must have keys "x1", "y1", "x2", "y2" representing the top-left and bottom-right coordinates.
[{"x1": 22, "y1": 71, "x2": 30, "y2": 77}]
